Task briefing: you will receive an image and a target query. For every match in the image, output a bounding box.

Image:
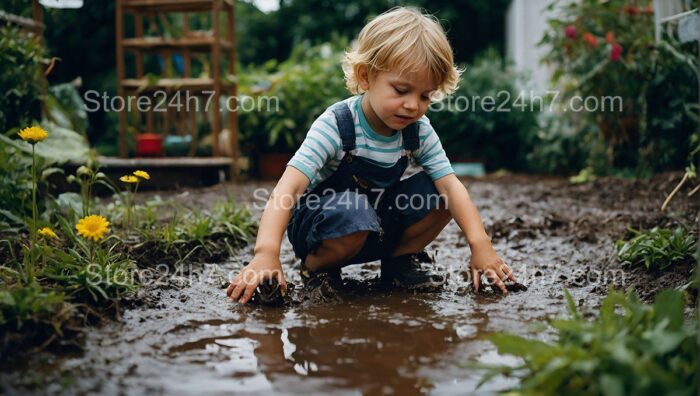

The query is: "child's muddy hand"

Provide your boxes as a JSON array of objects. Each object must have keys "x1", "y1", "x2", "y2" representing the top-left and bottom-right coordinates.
[
  {"x1": 469, "y1": 240, "x2": 516, "y2": 295},
  {"x1": 227, "y1": 253, "x2": 287, "y2": 304}
]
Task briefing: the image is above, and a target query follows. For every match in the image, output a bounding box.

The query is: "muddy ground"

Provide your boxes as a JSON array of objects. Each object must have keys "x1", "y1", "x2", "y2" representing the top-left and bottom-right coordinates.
[{"x1": 2, "y1": 171, "x2": 698, "y2": 395}]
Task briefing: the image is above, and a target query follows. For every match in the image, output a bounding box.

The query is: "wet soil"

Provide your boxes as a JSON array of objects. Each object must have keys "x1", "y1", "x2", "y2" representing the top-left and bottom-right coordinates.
[{"x1": 1, "y1": 171, "x2": 698, "y2": 395}]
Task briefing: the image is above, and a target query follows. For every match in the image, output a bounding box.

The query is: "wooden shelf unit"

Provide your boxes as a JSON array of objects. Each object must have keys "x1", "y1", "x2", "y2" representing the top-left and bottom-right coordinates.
[{"x1": 115, "y1": 0, "x2": 239, "y2": 178}]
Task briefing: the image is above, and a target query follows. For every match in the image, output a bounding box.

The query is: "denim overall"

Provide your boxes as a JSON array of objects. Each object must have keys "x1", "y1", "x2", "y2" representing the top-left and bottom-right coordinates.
[{"x1": 287, "y1": 101, "x2": 442, "y2": 265}]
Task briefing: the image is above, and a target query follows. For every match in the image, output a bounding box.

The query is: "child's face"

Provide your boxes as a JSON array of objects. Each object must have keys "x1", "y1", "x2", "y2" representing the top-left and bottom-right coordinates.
[{"x1": 359, "y1": 67, "x2": 437, "y2": 134}]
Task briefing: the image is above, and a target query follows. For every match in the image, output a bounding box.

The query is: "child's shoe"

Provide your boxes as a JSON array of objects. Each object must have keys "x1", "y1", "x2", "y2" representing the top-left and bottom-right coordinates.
[
  {"x1": 299, "y1": 259, "x2": 344, "y2": 303},
  {"x1": 380, "y1": 250, "x2": 446, "y2": 291}
]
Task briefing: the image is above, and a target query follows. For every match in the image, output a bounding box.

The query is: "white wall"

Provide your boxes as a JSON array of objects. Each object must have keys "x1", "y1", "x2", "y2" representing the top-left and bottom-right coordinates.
[
  {"x1": 505, "y1": 0, "x2": 688, "y2": 92},
  {"x1": 505, "y1": 0, "x2": 558, "y2": 93}
]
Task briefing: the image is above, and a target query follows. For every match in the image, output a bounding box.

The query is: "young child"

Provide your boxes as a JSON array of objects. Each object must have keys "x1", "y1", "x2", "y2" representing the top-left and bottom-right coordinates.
[{"x1": 227, "y1": 6, "x2": 517, "y2": 304}]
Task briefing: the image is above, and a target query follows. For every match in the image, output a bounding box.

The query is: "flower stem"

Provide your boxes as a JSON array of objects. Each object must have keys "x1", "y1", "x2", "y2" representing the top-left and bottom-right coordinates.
[
  {"x1": 29, "y1": 144, "x2": 37, "y2": 283},
  {"x1": 126, "y1": 186, "x2": 132, "y2": 229}
]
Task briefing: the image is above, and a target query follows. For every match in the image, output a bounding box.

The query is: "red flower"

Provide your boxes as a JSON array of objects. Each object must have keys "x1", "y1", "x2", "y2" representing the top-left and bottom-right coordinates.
[
  {"x1": 610, "y1": 43, "x2": 623, "y2": 62},
  {"x1": 624, "y1": 6, "x2": 640, "y2": 15},
  {"x1": 583, "y1": 32, "x2": 598, "y2": 47},
  {"x1": 565, "y1": 25, "x2": 577, "y2": 39},
  {"x1": 605, "y1": 31, "x2": 615, "y2": 44},
  {"x1": 643, "y1": 4, "x2": 654, "y2": 15}
]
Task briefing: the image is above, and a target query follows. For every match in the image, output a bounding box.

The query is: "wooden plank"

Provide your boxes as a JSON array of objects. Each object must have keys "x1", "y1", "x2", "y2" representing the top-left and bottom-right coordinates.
[
  {"x1": 122, "y1": 36, "x2": 233, "y2": 51},
  {"x1": 121, "y1": 77, "x2": 235, "y2": 91},
  {"x1": 183, "y1": 13, "x2": 192, "y2": 77},
  {"x1": 96, "y1": 156, "x2": 232, "y2": 167},
  {"x1": 116, "y1": 0, "x2": 128, "y2": 157},
  {"x1": 211, "y1": 0, "x2": 222, "y2": 156},
  {"x1": 189, "y1": 110, "x2": 197, "y2": 156},
  {"x1": 134, "y1": 12, "x2": 144, "y2": 77},
  {"x1": 228, "y1": 1, "x2": 239, "y2": 181},
  {"x1": 0, "y1": 10, "x2": 45, "y2": 32},
  {"x1": 123, "y1": 0, "x2": 234, "y2": 13}
]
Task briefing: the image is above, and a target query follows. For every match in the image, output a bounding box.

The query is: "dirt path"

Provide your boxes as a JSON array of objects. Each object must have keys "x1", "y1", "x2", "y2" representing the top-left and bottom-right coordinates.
[{"x1": 2, "y1": 172, "x2": 697, "y2": 394}]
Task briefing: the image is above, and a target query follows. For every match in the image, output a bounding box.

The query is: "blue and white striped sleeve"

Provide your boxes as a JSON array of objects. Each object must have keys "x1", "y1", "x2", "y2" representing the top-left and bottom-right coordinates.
[
  {"x1": 414, "y1": 118, "x2": 454, "y2": 181},
  {"x1": 287, "y1": 112, "x2": 342, "y2": 183}
]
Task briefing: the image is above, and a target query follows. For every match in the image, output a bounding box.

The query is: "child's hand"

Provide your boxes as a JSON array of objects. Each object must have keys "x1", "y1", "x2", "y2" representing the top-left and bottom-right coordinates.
[
  {"x1": 469, "y1": 239, "x2": 516, "y2": 294},
  {"x1": 226, "y1": 252, "x2": 287, "y2": 304}
]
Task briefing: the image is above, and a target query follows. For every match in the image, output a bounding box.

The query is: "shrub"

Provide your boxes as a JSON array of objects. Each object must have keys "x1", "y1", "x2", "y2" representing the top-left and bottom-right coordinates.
[
  {"x1": 0, "y1": 26, "x2": 45, "y2": 134},
  {"x1": 478, "y1": 289, "x2": 698, "y2": 395},
  {"x1": 616, "y1": 227, "x2": 697, "y2": 272},
  {"x1": 0, "y1": 283, "x2": 69, "y2": 332},
  {"x1": 238, "y1": 41, "x2": 348, "y2": 154},
  {"x1": 539, "y1": 0, "x2": 698, "y2": 173},
  {"x1": 427, "y1": 49, "x2": 539, "y2": 170}
]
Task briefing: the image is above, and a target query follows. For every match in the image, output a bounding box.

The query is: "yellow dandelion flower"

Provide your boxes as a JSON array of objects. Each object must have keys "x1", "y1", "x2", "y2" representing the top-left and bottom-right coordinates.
[
  {"x1": 76, "y1": 215, "x2": 110, "y2": 241},
  {"x1": 18, "y1": 126, "x2": 49, "y2": 144},
  {"x1": 133, "y1": 170, "x2": 150, "y2": 180},
  {"x1": 38, "y1": 227, "x2": 58, "y2": 239},
  {"x1": 120, "y1": 175, "x2": 138, "y2": 183}
]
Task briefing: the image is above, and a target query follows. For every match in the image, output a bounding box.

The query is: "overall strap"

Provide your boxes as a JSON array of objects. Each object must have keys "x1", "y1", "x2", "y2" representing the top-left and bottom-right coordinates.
[
  {"x1": 402, "y1": 122, "x2": 420, "y2": 153},
  {"x1": 331, "y1": 102, "x2": 356, "y2": 152}
]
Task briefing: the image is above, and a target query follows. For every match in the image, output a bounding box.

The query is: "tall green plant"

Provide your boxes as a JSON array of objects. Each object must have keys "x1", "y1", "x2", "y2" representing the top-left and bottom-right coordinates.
[
  {"x1": 539, "y1": 0, "x2": 698, "y2": 173},
  {"x1": 427, "y1": 49, "x2": 539, "y2": 170},
  {"x1": 238, "y1": 41, "x2": 348, "y2": 153},
  {"x1": 476, "y1": 289, "x2": 698, "y2": 395},
  {"x1": 0, "y1": 26, "x2": 45, "y2": 134}
]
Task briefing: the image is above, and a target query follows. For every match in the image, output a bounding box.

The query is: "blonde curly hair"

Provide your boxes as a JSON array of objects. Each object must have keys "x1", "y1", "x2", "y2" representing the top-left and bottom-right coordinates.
[{"x1": 342, "y1": 7, "x2": 461, "y2": 100}]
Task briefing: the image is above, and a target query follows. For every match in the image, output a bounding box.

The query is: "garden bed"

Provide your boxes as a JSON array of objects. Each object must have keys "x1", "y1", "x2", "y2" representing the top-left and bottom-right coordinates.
[{"x1": 1, "y1": 170, "x2": 696, "y2": 393}]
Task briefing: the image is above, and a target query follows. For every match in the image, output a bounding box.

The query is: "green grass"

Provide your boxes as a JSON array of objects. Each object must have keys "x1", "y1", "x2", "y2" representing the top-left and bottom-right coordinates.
[
  {"x1": 615, "y1": 227, "x2": 697, "y2": 272},
  {"x1": 41, "y1": 216, "x2": 137, "y2": 304},
  {"x1": 131, "y1": 197, "x2": 258, "y2": 265},
  {"x1": 1, "y1": 194, "x2": 256, "y2": 356},
  {"x1": 0, "y1": 131, "x2": 259, "y2": 356},
  {"x1": 476, "y1": 289, "x2": 698, "y2": 395}
]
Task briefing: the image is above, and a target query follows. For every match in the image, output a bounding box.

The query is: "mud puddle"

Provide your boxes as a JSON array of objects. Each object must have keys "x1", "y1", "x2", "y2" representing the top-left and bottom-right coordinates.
[{"x1": 2, "y1": 171, "x2": 697, "y2": 394}]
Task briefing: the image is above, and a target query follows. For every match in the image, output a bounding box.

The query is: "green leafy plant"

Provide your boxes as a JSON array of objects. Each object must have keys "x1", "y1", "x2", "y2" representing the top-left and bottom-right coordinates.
[
  {"x1": 616, "y1": 227, "x2": 697, "y2": 272},
  {"x1": 238, "y1": 41, "x2": 348, "y2": 154},
  {"x1": 42, "y1": 216, "x2": 137, "y2": 304},
  {"x1": 0, "y1": 142, "x2": 33, "y2": 232},
  {"x1": 539, "y1": 0, "x2": 698, "y2": 173},
  {"x1": 569, "y1": 166, "x2": 596, "y2": 184},
  {"x1": 130, "y1": 197, "x2": 257, "y2": 265},
  {"x1": 0, "y1": 26, "x2": 46, "y2": 134},
  {"x1": 428, "y1": 48, "x2": 539, "y2": 170},
  {"x1": 0, "y1": 283, "x2": 70, "y2": 332},
  {"x1": 477, "y1": 289, "x2": 698, "y2": 395},
  {"x1": 66, "y1": 159, "x2": 115, "y2": 218}
]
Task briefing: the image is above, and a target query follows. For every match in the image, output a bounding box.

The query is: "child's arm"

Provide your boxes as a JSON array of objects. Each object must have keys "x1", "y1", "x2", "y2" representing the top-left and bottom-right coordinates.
[
  {"x1": 227, "y1": 166, "x2": 310, "y2": 304},
  {"x1": 434, "y1": 174, "x2": 517, "y2": 294}
]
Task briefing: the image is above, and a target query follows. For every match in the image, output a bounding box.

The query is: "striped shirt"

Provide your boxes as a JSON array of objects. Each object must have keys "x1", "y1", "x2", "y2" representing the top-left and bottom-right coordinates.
[{"x1": 287, "y1": 95, "x2": 454, "y2": 191}]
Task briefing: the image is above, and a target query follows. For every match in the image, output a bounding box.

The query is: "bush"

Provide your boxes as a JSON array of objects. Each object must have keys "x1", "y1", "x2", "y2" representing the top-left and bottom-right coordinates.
[
  {"x1": 0, "y1": 143, "x2": 33, "y2": 231},
  {"x1": 478, "y1": 289, "x2": 698, "y2": 395},
  {"x1": 427, "y1": 49, "x2": 539, "y2": 170},
  {"x1": 616, "y1": 227, "x2": 697, "y2": 272},
  {"x1": 0, "y1": 26, "x2": 46, "y2": 134},
  {"x1": 238, "y1": 41, "x2": 348, "y2": 154},
  {"x1": 0, "y1": 283, "x2": 69, "y2": 333},
  {"x1": 539, "y1": 0, "x2": 699, "y2": 173}
]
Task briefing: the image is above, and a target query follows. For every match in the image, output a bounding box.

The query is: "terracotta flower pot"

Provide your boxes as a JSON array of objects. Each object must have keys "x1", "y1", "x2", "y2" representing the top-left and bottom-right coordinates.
[
  {"x1": 135, "y1": 133, "x2": 163, "y2": 157},
  {"x1": 259, "y1": 152, "x2": 294, "y2": 180}
]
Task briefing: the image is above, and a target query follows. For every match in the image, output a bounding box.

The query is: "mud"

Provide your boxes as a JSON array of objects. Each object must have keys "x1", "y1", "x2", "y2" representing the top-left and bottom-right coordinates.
[{"x1": 1, "y1": 171, "x2": 697, "y2": 394}]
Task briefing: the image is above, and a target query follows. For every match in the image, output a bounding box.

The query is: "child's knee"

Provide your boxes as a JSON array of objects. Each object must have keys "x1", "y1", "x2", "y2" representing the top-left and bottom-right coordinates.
[
  {"x1": 308, "y1": 230, "x2": 369, "y2": 269},
  {"x1": 337, "y1": 230, "x2": 369, "y2": 254}
]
